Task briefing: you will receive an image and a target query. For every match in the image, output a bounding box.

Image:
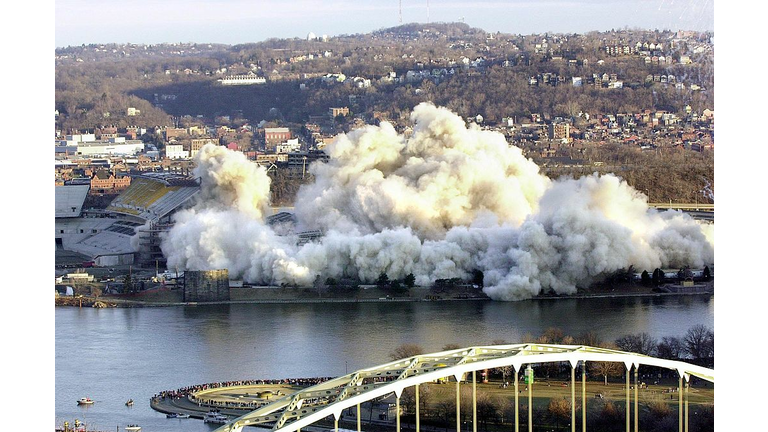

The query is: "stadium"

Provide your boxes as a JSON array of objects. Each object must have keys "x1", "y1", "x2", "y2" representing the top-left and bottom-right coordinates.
[{"x1": 55, "y1": 173, "x2": 200, "y2": 268}]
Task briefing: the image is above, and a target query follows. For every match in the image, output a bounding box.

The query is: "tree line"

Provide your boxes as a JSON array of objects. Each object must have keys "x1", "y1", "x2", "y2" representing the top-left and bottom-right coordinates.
[{"x1": 377, "y1": 325, "x2": 713, "y2": 432}]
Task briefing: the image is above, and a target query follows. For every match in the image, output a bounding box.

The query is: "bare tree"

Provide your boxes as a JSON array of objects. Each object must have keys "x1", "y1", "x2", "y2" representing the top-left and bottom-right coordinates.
[
  {"x1": 476, "y1": 392, "x2": 500, "y2": 431},
  {"x1": 435, "y1": 399, "x2": 456, "y2": 432},
  {"x1": 683, "y1": 324, "x2": 714, "y2": 360},
  {"x1": 495, "y1": 365, "x2": 515, "y2": 385},
  {"x1": 390, "y1": 343, "x2": 424, "y2": 361},
  {"x1": 589, "y1": 360, "x2": 624, "y2": 386},
  {"x1": 547, "y1": 398, "x2": 571, "y2": 429},
  {"x1": 541, "y1": 327, "x2": 565, "y2": 344},
  {"x1": 576, "y1": 331, "x2": 603, "y2": 347},
  {"x1": 401, "y1": 383, "x2": 433, "y2": 416},
  {"x1": 656, "y1": 336, "x2": 686, "y2": 360},
  {"x1": 588, "y1": 343, "x2": 624, "y2": 385},
  {"x1": 615, "y1": 332, "x2": 658, "y2": 356}
]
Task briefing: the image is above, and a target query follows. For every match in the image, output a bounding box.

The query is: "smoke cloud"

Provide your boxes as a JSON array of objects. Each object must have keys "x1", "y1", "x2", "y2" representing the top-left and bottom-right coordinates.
[{"x1": 160, "y1": 103, "x2": 714, "y2": 301}]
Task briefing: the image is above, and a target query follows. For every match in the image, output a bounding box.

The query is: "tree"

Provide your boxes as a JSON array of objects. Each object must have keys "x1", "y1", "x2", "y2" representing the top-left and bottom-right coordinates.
[
  {"x1": 576, "y1": 331, "x2": 603, "y2": 347},
  {"x1": 376, "y1": 272, "x2": 390, "y2": 286},
  {"x1": 390, "y1": 280, "x2": 404, "y2": 293},
  {"x1": 404, "y1": 273, "x2": 416, "y2": 288},
  {"x1": 593, "y1": 401, "x2": 623, "y2": 431},
  {"x1": 495, "y1": 365, "x2": 515, "y2": 385},
  {"x1": 702, "y1": 266, "x2": 711, "y2": 281},
  {"x1": 589, "y1": 359, "x2": 624, "y2": 386},
  {"x1": 390, "y1": 343, "x2": 424, "y2": 361},
  {"x1": 435, "y1": 399, "x2": 456, "y2": 432},
  {"x1": 123, "y1": 273, "x2": 134, "y2": 293},
  {"x1": 476, "y1": 393, "x2": 500, "y2": 431},
  {"x1": 615, "y1": 333, "x2": 657, "y2": 356},
  {"x1": 541, "y1": 327, "x2": 565, "y2": 344},
  {"x1": 471, "y1": 269, "x2": 484, "y2": 287},
  {"x1": 656, "y1": 336, "x2": 685, "y2": 360},
  {"x1": 547, "y1": 398, "x2": 571, "y2": 429},
  {"x1": 652, "y1": 268, "x2": 663, "y2": 286},
  {"x1": 640, "y1": 270, "x2": 651, "y2": 286},
  {"x1": 683, "y1": 324, "x2": 714, "y2": 361}
]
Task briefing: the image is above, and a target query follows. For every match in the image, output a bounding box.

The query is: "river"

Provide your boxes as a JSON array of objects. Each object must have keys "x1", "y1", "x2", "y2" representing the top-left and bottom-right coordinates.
[{"x1": 55, "y1": 295, "x2": 714, "y2": 431}]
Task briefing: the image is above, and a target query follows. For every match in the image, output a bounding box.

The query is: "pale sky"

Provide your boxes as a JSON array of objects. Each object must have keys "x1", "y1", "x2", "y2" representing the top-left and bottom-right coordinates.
[{"x1": 55, "y1": 0, "x2": 715, "y2": 48}]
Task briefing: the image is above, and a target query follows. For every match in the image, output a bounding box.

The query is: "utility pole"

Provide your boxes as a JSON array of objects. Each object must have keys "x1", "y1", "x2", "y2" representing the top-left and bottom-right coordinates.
[{"x1": 399, "y1": 0, "x2": 402, "y2": 24}]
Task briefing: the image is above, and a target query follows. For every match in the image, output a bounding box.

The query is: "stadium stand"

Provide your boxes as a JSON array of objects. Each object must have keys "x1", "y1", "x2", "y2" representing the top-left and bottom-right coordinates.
[
  {"x1": 106, "y1": 175, "x2": 199, "y2": 221},
  {"x1": 55, "y1": 184, "x2": 90, "y2": 218},
  {"x1": 57, "y1": 174, "x2": 200, "y2": 266}
]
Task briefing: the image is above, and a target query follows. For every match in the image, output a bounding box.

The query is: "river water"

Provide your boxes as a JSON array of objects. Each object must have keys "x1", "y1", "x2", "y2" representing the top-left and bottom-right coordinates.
[{"x1": 55, "y1": 296, "x2": 714, "y2": 431}]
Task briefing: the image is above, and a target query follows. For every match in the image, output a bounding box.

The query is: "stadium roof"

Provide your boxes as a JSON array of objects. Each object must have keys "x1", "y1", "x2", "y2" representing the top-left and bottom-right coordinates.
[{"x1": 55, "y1": 184, "x2": 90, "y2": 218}]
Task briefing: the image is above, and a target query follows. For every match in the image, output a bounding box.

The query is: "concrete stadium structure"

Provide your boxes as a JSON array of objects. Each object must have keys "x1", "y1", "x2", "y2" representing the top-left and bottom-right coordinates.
[
  {"x1": 55, "y1": 173, "x2": 199, "y2": 267},
  {"x1": 214, "y1": 344, "x2": 714, "y2": 432}
]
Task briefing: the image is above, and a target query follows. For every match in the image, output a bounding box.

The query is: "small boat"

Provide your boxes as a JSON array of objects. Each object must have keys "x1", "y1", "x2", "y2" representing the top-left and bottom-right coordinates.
[
  {"x1": 166, "y1": 413, "x2": 178, "y2": 418},
  {"x1": 76, "y1": 397, "x2": 94, "y2": 405},
  {"x1": 126, "y1": 399, "x2": 134, "y2": 406},
  {"x1": 203, "y1": 409, "x2": 228, "y2": 424},
  {"x1": 125, "y1": 425, "x2": 141, "y2": 431},
  {"x1": 177, "y1": 413, "x2": 190, "y2": 419}
]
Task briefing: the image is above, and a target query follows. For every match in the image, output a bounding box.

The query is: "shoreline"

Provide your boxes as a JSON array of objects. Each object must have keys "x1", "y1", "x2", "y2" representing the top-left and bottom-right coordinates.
[{"x1": 55, "y1": 288, "x2": 713, "y2": 308}]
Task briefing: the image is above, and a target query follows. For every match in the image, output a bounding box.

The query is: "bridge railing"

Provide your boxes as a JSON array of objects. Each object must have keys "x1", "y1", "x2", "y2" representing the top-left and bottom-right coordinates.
[{"x1": 214, "y1": 344, "x2": 714, "y2": 432}]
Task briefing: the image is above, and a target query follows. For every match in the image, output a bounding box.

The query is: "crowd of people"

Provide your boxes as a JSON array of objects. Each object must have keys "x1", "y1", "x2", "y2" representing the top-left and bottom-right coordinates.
[{"x1": 152, "y1": 376, "x2": 335, "y2": 408}]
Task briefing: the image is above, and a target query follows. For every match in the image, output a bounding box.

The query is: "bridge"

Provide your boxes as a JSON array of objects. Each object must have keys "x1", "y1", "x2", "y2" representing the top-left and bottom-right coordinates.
[{"x1": 213, "y1": 344, "x2": 714, "y2": 432}]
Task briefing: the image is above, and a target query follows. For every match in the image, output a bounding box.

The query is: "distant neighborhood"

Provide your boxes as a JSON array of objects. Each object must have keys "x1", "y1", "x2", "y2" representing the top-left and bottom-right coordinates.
[{"x1": 55, "y1": 24, "x2": 713, "y2": 204}]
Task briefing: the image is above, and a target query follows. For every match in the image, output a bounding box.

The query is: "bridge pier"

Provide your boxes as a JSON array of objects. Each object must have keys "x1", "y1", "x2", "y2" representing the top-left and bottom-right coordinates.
[
  {"x1": 415, "y1": 383, "x2": 420, "y2": 432},
  {"x1": 396, "y1": 395, "x2": 400, "y2": 432},
  {"x1": 514, "y1": 368, "x2": 519, "y2": 432},
  {"x1": 679, "y1": 375, "x2": 683, "y2": 432},
  {"x1": 685, "y1": 379, "x2": 689, "y2": 432},
  {"x1": 634, "y1": 366, "x2": 638, "y2": 432},
  {"x1": 625, "y1": 367, "x2": 630, "y2": 432},
  {"x1": 456, "y1": 378, "x2": 461, "y2": 432},
  {"x1": 571, "y1": 365, "x2": 576, "y2": 432},
  {"x1": 207, "y1": 344, "x2": 714, "y2": 432},
  {"x1": 527, "y1": 365, "x2": 533, "y2": 432},
  {"x1": 582, "y1": 364, "x2": 586, "y2": 432},
  {"x1": 472, "y1": 370, "x2": 477, "y2": 432}
]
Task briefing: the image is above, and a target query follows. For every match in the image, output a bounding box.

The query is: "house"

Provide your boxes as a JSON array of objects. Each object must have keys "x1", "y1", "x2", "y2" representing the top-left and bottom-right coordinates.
[
  {"x1": 190, "y1": 138, "x2": 216, "y2": 158},
  {"x1": 264, "y1": 127, "x2": 292, "y2": 148},
  {"x1": 330, "y1": 107, "x2": 350, "y2": 118},
  {"x1": 165, "y1": 144, "x2": 190, "y2": 159},
  {"x1": 90, "y1": 170, "x2": 131, "y2": 194}
]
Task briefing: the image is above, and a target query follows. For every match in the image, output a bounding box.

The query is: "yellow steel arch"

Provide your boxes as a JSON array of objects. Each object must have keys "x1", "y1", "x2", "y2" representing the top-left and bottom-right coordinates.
[{"x1": 213, "y1": 344, "x2": 714, "y2": 432}]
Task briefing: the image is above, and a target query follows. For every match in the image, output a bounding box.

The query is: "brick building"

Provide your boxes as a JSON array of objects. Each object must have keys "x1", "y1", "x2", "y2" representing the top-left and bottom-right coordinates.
[
  {"x1": 264, "y1": 127, "x2": 291, "y2": 147},
  {"x1": 90, "y1": 170, "x2": 131, "y2": 194}
]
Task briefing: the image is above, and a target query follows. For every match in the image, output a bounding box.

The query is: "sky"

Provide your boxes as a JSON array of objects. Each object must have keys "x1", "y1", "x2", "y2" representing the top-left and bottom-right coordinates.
[{"x1": 55, "y1": 0, "x2": 715, "y2": 48}]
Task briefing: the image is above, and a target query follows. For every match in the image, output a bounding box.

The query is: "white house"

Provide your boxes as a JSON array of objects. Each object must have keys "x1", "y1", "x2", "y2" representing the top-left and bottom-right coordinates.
[{"x1": 165, "y1": 144, "x2": 189, "y2": 159}]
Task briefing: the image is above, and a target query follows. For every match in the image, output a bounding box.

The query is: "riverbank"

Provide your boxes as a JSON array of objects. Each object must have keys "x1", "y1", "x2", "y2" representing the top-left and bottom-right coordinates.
[{"x1": 54, "y1": 281, "x2": 712, "y2": 308}]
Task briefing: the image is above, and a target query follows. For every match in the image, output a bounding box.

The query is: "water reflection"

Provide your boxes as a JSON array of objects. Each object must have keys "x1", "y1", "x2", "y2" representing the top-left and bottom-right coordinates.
[{"x1": 56, "y1": 295, "x2": 713, "y2": 432}]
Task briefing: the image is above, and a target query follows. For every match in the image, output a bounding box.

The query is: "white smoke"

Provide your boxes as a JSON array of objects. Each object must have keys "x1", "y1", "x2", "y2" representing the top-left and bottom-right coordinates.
[{"x1": 160, "y1": 103, "x2": 714, "y2": 301}]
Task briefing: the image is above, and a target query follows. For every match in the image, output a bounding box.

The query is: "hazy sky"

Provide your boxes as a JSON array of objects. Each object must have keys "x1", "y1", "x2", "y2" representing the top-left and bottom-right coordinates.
[{"x1": 55, "y1": 0, "x2": 715, "y2": 48}]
